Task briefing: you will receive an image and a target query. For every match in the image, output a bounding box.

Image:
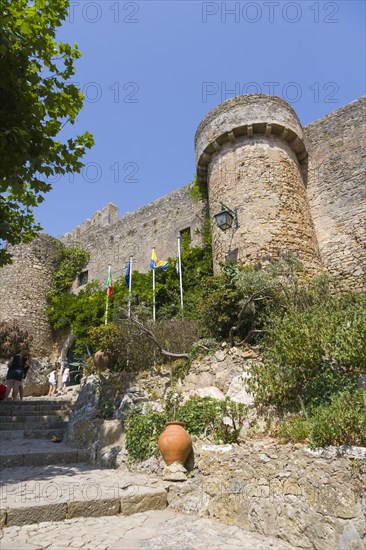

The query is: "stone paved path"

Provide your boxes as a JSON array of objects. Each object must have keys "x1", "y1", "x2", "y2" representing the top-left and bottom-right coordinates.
[{"x1": 0, "y1": 509, "x2": 298, "y2": 549}]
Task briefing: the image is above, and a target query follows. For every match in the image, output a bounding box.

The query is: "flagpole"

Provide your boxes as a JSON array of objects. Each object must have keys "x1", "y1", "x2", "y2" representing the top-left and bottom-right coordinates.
[
  {"x1": 128, "y1": 255, "x2": 133, "y2": 319},
  {"x1": 105, "y1": 265, "x2": 111, "y2": 325},
  {"x1": 152, "y1": 266, "x2": 156, "y2": 322},
  {"x1": 178, "y1": 236, "x2": 184, "y2": 312}
]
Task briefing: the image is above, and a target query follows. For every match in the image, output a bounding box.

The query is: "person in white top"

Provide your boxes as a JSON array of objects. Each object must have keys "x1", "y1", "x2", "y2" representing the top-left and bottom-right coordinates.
[
  {"x1": 61, "y1": 364, "x2": 70, "y2": 394},
  {"x1": 47, "y1": 364, "x2": 59, "y2": 397}
]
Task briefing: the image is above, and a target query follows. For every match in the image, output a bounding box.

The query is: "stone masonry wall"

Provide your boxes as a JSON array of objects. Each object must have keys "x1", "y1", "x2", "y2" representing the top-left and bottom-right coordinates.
[
  {"x1": 169, "y1": 441, "x2": 365, "y2": 550},
  {"x1": 304, "y1": 96, "x2": 366, "y2": 290},
  {"x1": 0, "y1": 234, "x2": 63, "y2": 357},
  {"x1": 63, "y1": 184, "x2": 207, "y2": 284},
  {"x1": 208, "y1": 136, "x2": 322, "y2": 272}
]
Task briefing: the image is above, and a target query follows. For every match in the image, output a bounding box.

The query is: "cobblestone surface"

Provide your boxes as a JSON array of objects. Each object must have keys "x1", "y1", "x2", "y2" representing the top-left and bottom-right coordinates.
[{"x1": 0, "y1": 509, "x2": 298, "y2": 549}]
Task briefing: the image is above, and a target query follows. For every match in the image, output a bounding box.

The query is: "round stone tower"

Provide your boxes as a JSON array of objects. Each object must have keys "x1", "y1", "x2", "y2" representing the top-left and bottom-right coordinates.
[
  {"x1": 0, "y1": 234, "x2": 63, "y2": 357},
  {"x1": 195, "y1": 94, "x2": 322, "y2": 273}
]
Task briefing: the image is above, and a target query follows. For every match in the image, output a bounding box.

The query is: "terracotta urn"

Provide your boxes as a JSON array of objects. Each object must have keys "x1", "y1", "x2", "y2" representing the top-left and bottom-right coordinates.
[
  {"x1": 158, "y1": 421, "x2": 192, "y2": 466},
  {"x1": 93, "y1": 349, "x2": 113, "y2": 370}
]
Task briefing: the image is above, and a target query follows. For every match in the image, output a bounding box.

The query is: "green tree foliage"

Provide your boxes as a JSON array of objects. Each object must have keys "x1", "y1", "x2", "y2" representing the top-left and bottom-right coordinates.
[
  {"x1": 47, "y1": 281, "x2": 106, "y2": 352},
  {"x1": 108, "y1": 229, "x2": 213, "y2": 323},
  {"x1": 46, "y1": 246, "x2": 90, "y2": 298},
  {"x1": 0, "y1": 0, "x2": 94, "y2": 265}
]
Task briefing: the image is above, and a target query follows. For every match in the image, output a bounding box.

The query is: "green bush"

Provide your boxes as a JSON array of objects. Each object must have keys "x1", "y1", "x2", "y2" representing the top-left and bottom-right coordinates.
[
  {"x1": 177, "y1": 397, "x2": 248, "y2": 444},
  {"x1": 278, "y1": 389, "x2": 366, "y2": 448},
  {"x1": 125, "y1": 410, "x2": 166, "y2": 461},
  {"x1": 98, "y1": 399, "x2": 116, "y2": 419},
  {"x1": 309, "y1": 389, "x2": 366, "y2": 448},
  {"x1": 278, "y1": 416, "x2": 311, "y2": 444},
  {"x1": 249, "y1": 293, "x2": 366, "y2": 410}
]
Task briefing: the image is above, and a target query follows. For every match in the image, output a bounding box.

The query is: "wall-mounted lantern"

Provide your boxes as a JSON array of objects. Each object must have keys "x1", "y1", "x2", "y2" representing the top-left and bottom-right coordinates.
[{"x1": 213, "y1": 203, "x2": 239, "y2": 231}]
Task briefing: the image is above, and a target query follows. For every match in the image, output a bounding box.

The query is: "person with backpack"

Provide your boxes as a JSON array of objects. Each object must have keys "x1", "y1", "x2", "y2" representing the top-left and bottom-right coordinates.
[{"x1": 5, "y1": 353, "x2": 30, "y2": 401}]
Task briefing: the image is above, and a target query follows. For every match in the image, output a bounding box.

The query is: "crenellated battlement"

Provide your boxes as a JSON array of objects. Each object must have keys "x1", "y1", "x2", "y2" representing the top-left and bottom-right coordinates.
[{"x1": 63, "y1": 202, "x2": 119, "y2": 242}]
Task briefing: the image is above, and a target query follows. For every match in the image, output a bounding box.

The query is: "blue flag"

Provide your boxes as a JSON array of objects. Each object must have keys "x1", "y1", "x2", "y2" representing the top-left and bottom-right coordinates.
[{"x1": 125, "y1": 262, "x2": 131, "y2": 288}]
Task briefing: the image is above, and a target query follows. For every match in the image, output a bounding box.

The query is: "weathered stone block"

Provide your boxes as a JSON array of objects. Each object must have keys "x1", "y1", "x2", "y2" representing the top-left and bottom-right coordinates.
[
  {"x1": 120, "y1": 486, "x2": 167, "y2": 516},
  {"x1": 6, "y1": 502, "x2": 67, "y2": 526},
  {"x1": 67, "y1": 498, "x2": 120, "y2": 518}
]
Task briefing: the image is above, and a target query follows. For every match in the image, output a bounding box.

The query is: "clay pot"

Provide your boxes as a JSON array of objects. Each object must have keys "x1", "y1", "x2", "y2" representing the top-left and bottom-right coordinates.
[
  {"x1": 93, "y1": 350, "x2": 113, "y2": 370},
  {"x1": 158, "y1": 421, "x2": 192, "y2": 466}
]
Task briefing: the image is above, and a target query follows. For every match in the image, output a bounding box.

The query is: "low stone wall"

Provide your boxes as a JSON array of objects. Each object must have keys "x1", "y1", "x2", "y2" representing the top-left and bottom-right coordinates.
[{"x1": 168, "y1": 440, "x2": 366, "y2": 550}]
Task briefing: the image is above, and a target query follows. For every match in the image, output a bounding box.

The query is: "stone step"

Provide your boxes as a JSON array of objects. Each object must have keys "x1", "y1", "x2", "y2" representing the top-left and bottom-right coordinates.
[
  {"x1": 0, "y1": 421, "x2": 68, "y2": 431},
  {"x1": 0, "y1": 464, "x2": 167, "y2": 528},
  {"x1": 0, "y1": 407, "x2": 71, "y2": 415},
  {"x1": 0, "y1": 440, "x2": 90, "y2": 468},
  {"x1": 1, "y1": 414, "x2": 70, "y2": 423},
  {"x1": 1, "y1": 428, "x2": 66, "y2": 441},
  {"x1": 0, "y1": 401, "x2": 73, "y2": 412},
  {"x1": 0, "y1": 408, "x2": 72, "y2": 417}
]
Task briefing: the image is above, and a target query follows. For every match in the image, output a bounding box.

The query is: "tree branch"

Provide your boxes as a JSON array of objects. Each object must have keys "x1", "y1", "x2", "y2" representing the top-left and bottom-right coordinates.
[
  {"x1": 228, "y1": 286, "x2": 278, "y2": 347},
  {"x1": 237, "y1": 329, "x2": 265, "y2": 346},
  {"x1": 129, "y1": 318, "x2": 189, "y2": 359}
]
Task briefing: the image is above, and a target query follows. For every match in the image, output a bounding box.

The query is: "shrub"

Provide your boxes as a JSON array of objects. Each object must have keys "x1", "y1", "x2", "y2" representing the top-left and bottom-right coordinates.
[
  {"x1": 177, "y1": 397, "x2": 248, "y2": 444},
  {"x1": 196, "y1": 274, "x2": 243, "y2": 339},
  {"x1": 278, "y1": 389, "x2": 366, "y2": 448},
  {"x1": 249, "y1": 293, "x2": 366, "y2": 410},
  {"x1": 88, "y1": 319, "x2": 201, "y2": 373},
  {"x1": 309, "y1": 389, "x2": 366, "y2": 448},
  {"x1": 125, "y1": 410, "x2": 166, "y2": 461},
  {"x1": 98, "y1": 399, "x2": 116, "y2": 419},
  {"x1": 278, "y1": 416, "x2": 311, "y2": 444}
]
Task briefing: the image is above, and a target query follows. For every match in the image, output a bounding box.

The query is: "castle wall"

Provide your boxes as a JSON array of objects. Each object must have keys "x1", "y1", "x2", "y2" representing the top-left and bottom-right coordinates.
[
  {"x1": 63, "y1": 184, "x2": 207, "y2": 285},
  {"x1": 0, "y1": 235, "x2": 63, "y2": 357},
  {"x1": 304, "y1": 96, "x2": 366, "y2": 289}
]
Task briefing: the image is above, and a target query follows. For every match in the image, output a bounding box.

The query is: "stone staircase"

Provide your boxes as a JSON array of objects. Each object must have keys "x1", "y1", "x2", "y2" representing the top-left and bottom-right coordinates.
[
  {"x1": 0, "y1": 398, "x2": 298, "y2": 549},
  {"x1": 0, "y1": 398, "x2": 71, "y2": 442},
  {"x1": 0, "y1": 397, "x2": 167, "y2": 530}
]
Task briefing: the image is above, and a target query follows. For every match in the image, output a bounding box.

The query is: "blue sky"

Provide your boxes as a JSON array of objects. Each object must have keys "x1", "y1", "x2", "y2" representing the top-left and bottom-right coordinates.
[{"x1": 37, "y1": 0, "x2": 366, "y2": 237}]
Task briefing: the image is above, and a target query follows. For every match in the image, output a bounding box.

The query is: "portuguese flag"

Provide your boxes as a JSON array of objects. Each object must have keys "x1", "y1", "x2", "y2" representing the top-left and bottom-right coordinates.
[{"x1": 106, "y1": 266, "x2": 113, "y2": 298}]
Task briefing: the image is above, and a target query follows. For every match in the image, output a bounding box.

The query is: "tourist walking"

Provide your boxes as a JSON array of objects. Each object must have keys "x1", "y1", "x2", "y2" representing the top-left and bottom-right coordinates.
[
  {"x1": 61, "y1": 363, "x2": 70, "y2": 394},
  {"x1": 5, "y1": 353, "x2": 30, "y2": 401},
  {"x1": 48, "y1": 363, "x2": 59, "y2": 397}
]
